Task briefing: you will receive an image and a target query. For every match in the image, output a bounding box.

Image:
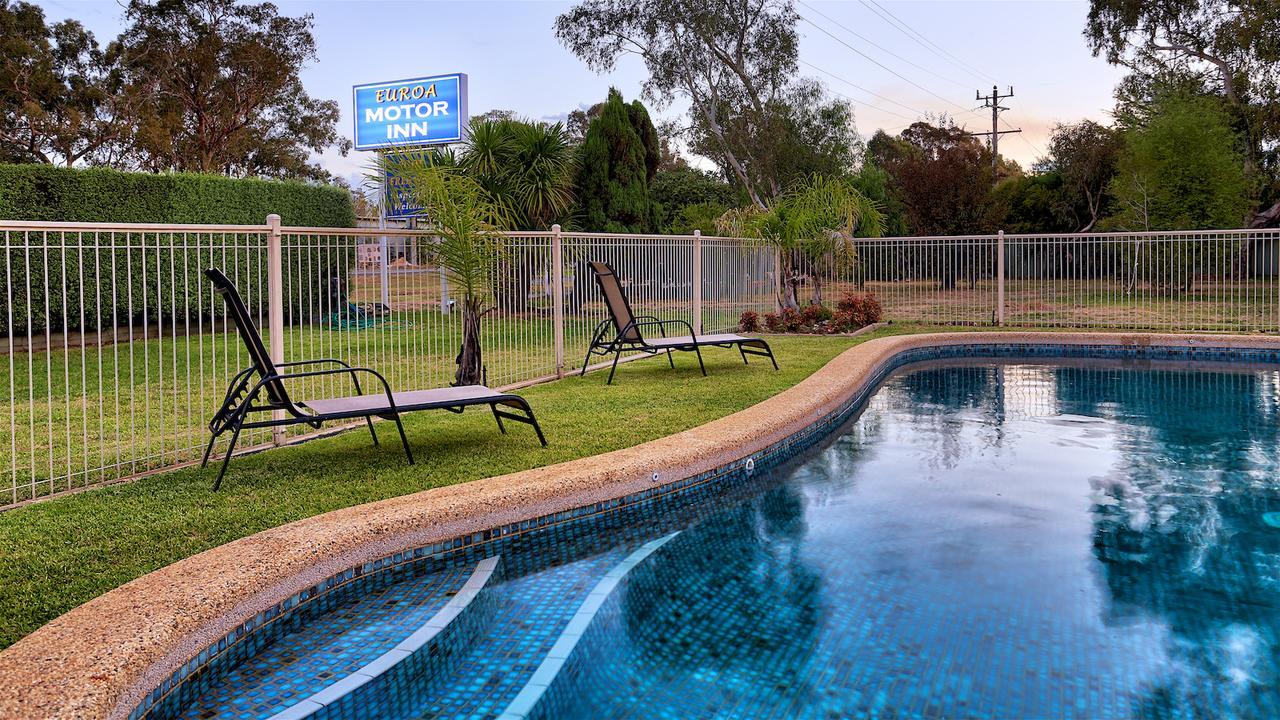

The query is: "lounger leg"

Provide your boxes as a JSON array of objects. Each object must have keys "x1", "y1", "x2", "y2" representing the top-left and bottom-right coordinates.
[
  {"x1": 762, "y1": 341, "x2": 779, "y2": 370},
  {"x1": 490, "y1": 403, "x2": 507, "y2": 434},
  {"x1": 392, "y1": 413, "x2": 415, "y2": 465},
  {"x1": 365, "y1": 416, "x2": 379, "y2": 445},
  {"x1": 200, "y1": 430, "x2": 219, "y2": 468},
  {"x1": 665, "y1": 348, "x2": 675, "y2": 368},
  {"x1": 580, "y1": 347, "x2": 594, "y2": 377},
  {"x1": 738, "y1": 344, "x2": 749, "y2": 365},
  {"x1": 693, "y1": 344, "x2": 707, "y2": 376},
  {"x1": 212, "y1": 424, "x2": 243, "y2": 492},
  {"x1": 517, "y1": 400, "x2": 548, "y2": 447},
  {"x1": 607, "y1": 349, "x2": 623, "y2": 384}
]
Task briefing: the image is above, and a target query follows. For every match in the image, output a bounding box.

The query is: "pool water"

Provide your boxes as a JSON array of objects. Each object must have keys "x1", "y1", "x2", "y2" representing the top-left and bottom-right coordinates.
[
  {"x1": 181, "y1": 360, "x2": 1280, "y2": 720},
  {"x1": 554, "y1": 361, "x2": 1280, "y2": 719}
]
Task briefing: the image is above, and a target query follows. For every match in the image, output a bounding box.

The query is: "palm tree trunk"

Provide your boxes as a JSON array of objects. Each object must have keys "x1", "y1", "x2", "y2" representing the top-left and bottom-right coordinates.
[{"x1": 454, "y1": 298, "x2": 485, "y2": 386}]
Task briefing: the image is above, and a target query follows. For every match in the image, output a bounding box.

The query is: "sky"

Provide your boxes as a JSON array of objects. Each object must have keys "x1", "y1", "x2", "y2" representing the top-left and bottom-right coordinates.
[{"x1": 35, "y1": 0, "x2": 1128, "y2": 186}]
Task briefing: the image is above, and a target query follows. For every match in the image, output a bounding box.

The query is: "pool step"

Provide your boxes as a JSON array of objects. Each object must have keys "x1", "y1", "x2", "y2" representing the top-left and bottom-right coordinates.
[
  {"x1": 176, "y1": 557, "x2": 498, "y2": 720},
  {"x1": 267, "y1": 556, "x2": 502, "y2": 720},
  {"x1": 498, "y1": 533, "x2": 679, "y2": 720}
]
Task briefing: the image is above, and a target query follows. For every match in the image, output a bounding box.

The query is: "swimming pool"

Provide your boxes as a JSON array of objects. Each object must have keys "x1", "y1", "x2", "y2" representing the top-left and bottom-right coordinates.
[{"x1": 166, "y1": 356, "x2": 1280, "y2": 719}]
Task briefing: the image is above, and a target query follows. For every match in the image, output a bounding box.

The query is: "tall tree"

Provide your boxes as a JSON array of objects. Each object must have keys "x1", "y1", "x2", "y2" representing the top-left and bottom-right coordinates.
[
  {"x1": 120, "y1": 0, "x2": 349, "y2": 181},
  {"x1": 1039, "y1": 120, "x2": 1122, "y2": 232},
  {"x1": 557, "y1": 0, "x2": 809, "y2": 208},
  {"x1": 1085, "y1": 0, "x2": 1280, "y2": 216},
  {"x1": 0, "y1": 1, "x2": 135, "y2": 166},
  {"x1": 1107, "y1": 93, "x2": 1250, "y2": 231},
  {"x1": 869, "y1": 120, "x2": 994, "y2": 237},
  {"x1": 574, "y1": 88, "x2": 661, "y2": 233}
]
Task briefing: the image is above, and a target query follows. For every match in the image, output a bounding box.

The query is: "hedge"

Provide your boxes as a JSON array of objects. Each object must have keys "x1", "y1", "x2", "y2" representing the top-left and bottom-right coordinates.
[{"x1": 1, "y1": 164, "x2": 357, "y2": 336}]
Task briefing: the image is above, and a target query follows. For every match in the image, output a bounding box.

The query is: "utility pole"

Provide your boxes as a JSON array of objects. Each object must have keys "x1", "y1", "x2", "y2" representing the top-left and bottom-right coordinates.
[{"x1": 968, "y1": 85, "x2": 1020, "y2": 184}]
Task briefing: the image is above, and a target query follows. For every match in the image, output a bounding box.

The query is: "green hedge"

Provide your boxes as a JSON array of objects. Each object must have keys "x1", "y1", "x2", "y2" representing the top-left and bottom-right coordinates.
[{"x1": 1, "y1": 165, "x2": 357, "y2": 336}]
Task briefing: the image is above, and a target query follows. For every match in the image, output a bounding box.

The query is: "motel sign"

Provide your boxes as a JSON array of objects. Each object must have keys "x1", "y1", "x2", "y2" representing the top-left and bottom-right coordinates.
[{"x1": 352, "y1": 73, "x2": 468, "y2": 151}]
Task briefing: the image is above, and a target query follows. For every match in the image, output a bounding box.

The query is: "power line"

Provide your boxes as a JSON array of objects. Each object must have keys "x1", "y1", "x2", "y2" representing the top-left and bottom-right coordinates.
[
  {"x1": 797, "y1": 0, "x2": 969, "y2": 89},
  {"x1": 1001, "y1": 115, "x2": 1045, "y2": 159},
  {"x1": 799, "y1": 59, "x2": 927, "y2": 117},
  {"x1": 858, "y1": 0, "x2": 998, "y2": 84},
  {"x1": 798, "y1": 14, "x2": 971, "y2": 115}
]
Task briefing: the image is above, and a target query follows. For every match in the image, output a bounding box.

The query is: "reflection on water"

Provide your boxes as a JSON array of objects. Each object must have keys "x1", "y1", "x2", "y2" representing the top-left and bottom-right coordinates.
[{"x1": 562, "y1": 361, "x2": 1280, "y2": 719}]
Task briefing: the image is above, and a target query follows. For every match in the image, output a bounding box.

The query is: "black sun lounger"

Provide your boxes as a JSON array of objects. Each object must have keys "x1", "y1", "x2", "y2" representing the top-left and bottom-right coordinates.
[
  {"x1": 202, "y1": 268, "x2": 546, "y2": 490},
  {"x1": 582, "y1": 261, "x2": 779, "y2": 384}
]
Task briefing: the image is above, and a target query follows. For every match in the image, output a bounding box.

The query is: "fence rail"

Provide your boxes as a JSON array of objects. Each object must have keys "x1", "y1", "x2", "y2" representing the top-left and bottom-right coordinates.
[{"x1": 3, "y1": 220, "x2": 1279, "y2": 508}]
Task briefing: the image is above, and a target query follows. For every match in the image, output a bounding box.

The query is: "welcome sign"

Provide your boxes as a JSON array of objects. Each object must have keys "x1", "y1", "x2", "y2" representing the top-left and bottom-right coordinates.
[{"x1": 353, "y1": 73, "x2": 468, "y2": 151}]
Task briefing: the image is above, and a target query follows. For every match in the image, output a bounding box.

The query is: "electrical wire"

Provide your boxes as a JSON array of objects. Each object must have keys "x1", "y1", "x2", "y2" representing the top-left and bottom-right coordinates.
[
  {"x1": 858, "y1": 0, "x2": 999, "y2": 84},
  {"x1": 797, "y1": 0, "x2": 970, "y2": 89}
]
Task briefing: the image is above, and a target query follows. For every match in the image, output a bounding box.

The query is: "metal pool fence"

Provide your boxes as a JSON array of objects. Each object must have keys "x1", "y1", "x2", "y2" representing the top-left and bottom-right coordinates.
[{"x1": 2, "y1": 220, "x2": 1279, "y2": 507}]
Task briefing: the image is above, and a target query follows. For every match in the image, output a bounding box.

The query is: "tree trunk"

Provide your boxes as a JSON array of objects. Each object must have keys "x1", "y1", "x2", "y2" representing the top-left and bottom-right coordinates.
[{"x1": 454, "y1": 298, "x2": 485, "y2": 386}]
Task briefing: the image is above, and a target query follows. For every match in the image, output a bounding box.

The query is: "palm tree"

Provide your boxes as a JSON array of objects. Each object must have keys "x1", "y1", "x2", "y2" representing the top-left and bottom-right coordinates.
[
  {"x1": 461, "y1": 119, "x2": 577, "y2": 312},
  {"x1": 379, "y1": 154, "x2": 512, "y2": 386},
  {"x1": 720, "y1": 175, "x2": 885, "y2": 310}
]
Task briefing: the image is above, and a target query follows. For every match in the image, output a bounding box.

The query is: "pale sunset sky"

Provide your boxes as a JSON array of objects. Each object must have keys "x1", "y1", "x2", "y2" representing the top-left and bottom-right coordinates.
[{"x1": 35, "y1": 0, "x2": 1128, "y2": 184}]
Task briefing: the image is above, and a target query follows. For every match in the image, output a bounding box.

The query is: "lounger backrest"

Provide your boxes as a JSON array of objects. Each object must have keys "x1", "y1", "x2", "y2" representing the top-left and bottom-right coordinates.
[
  {"x1": 205, "y1": 268, "x2": 293, "y2": 409},
  {"x1": 588, "y1": 261, "x2": 642, "y2": 342}
]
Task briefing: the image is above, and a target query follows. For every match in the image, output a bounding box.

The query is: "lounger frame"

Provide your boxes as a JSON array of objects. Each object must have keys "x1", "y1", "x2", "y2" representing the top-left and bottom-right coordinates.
[
  {"x1": 581, "y1": 261, "x2": 779, "y2": 384},
  {"x1": 202, "y1": 268, "x2": 545, "y2": 490}
]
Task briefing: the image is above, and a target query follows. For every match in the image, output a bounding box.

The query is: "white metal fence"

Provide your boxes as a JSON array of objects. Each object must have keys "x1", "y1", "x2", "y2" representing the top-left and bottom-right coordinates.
[{"x1": 3, "y1": 220, "x2": 1279, "y2": 507}]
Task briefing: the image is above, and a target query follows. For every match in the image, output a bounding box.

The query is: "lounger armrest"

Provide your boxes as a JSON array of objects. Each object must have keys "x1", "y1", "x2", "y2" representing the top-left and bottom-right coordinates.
[
  {"x1": 631, "y1": 317, "x2": 697, "y2": 342},
  {"x1": 276, "y1": 358, "x2": 367, "y2": 395},
  {"x1": 246, "y1": 366, "x2": 400, "y2": 417}
]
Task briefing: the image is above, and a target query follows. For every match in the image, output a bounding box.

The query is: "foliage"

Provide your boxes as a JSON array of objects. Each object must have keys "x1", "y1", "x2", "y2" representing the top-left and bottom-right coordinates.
[
  {"x1": 868, "y1": 120, "x2": 994, "y2": 237},
  {"x1": 755, "y1": 294, "x2": 879, "y2": 334},
  {"x1": 556, "y1": 0, "x2": 844, "y2": 208},
  {"x1": 1084, "y1": 0, "x2": 1280, "y2": 212},
  {"x1": 382, "y1": 156, "x2": 513, "y2": 385},
  {"x1": 461, "y1": 118, "x2": 577, "y2": 230},
  {"x1": 720, "y1": 174, "x2": 883, "y2": 309},
  {"x1": 573, "y1": 87, "x2": 661, "y2": 233},
  {"x1": 683, "y1": 77, "x2": 863, "y2": 203},
  {"x1": 0, "y1": 1, "x2": 134, "y2": 166},
  {"x1": 667, "y1": 202, "x2": 728, "y2": 235},
  {"x1": 848, "y1": 162, "x2": 908, "y2": 236},
  {"x1": 1106, "y1": 93, "x2": 1250, "y2": 231},
  {"x1": 0, "y1": 163, "x2": 355, "y2": 336},
  {"x1": 986, "y1": 172, "x2": 1075, "y2": 234},
  {"x1": 1039, "y1": 120, "x2": 1123, "y2": 231},
  {"x1": 650, "y1": 166, "x2": 743, "y2": 231}
]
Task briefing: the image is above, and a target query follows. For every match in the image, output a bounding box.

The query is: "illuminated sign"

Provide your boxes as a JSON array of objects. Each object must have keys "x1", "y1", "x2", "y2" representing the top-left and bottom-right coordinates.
[{"x1": 353, "y1": 73, "x2": 468, "y2": 151}]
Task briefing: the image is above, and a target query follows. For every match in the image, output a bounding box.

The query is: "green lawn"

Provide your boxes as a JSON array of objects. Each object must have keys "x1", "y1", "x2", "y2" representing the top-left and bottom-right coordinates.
[{"x1": 0, "y1": 330, "x2": 910, "y2": 651}]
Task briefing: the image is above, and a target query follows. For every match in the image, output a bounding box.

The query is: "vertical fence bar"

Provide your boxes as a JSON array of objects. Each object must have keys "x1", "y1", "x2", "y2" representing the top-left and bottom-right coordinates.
[
  {"x1": 552, "y1": 224, "x2": 565, "y2": 379},
  {"x1": 997, "y1": 230, "x2": 1006, "y2": 326},
  {"x1": 692, "y1": 229, "x2": 703, "y2": 335},
  {"x1": 266, "y1": 214, "x2": 285, "y2": 445}
]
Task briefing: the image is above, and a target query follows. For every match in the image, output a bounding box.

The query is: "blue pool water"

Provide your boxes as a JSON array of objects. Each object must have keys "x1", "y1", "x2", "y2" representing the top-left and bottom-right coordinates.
[{"x1": 178, "y1": 360, "x2": 1280, "y2": 719}]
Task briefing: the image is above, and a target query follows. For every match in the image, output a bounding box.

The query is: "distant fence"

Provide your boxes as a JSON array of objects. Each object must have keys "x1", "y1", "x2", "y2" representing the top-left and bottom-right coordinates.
[{"x1": 2, "y1": 220, "x2": 1278, "y2": 507}]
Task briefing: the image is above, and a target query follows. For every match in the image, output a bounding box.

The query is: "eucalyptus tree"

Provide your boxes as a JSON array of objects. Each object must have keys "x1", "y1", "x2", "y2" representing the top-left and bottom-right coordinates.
[
  {"x1": 380, "y1": 154, "x2": 514, "y2": 386},
  {"x1": 1085, "y1": 0, "x2": 1280, "y2": 217},
  {"x1": 719, "y1": 175, "x2": 884, "y2": 309},
  {"x1": 555, "y1": 0, "x2": 855, "y2": 208}
]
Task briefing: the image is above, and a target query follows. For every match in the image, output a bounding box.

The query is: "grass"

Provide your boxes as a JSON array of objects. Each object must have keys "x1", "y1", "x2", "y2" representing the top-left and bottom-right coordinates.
[{"x1": 0, "y1": 330, "x2": 913, "y2": 651}]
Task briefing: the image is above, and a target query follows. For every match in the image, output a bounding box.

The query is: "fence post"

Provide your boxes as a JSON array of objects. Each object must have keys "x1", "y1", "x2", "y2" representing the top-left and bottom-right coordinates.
[
  {"x1": 996, "y1": 229, "x2": 1006, "y2": 326},
  {"x1": 552, "y1": 224, "x2": 565, "y2": 378},
  {"x1": 692, "y1": 230, "x2": 703, "y2": 335},
  {"x1": 266, "y1": 214, "x2": 286, "y2": 445}
]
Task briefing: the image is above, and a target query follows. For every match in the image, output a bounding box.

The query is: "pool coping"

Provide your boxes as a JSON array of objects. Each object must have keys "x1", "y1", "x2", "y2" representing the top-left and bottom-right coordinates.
[{"x1": 4, "y1": 331, "x2": 1280, "y2": 719}]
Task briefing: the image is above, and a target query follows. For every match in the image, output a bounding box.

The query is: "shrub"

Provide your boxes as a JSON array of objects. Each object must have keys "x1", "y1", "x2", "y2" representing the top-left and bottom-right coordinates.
[
  {"x1": 779, "y1": 307, "x2": 802, "y2": 332},
  {"x1": 763, "y1": 311, "x2": 785, "y2": 333},
  {"x1": 738, "y1": 309, "x2": 761, "y2": 332},
  {"x1": 0, "y1": 164, "x2": 356, "y2": 335},
  {"x1": 801, "y1": 303, "x2": 833, "y2": 325},
  {"x1": 837, "y1": 292, "x2": 883, "y2": 328}
]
